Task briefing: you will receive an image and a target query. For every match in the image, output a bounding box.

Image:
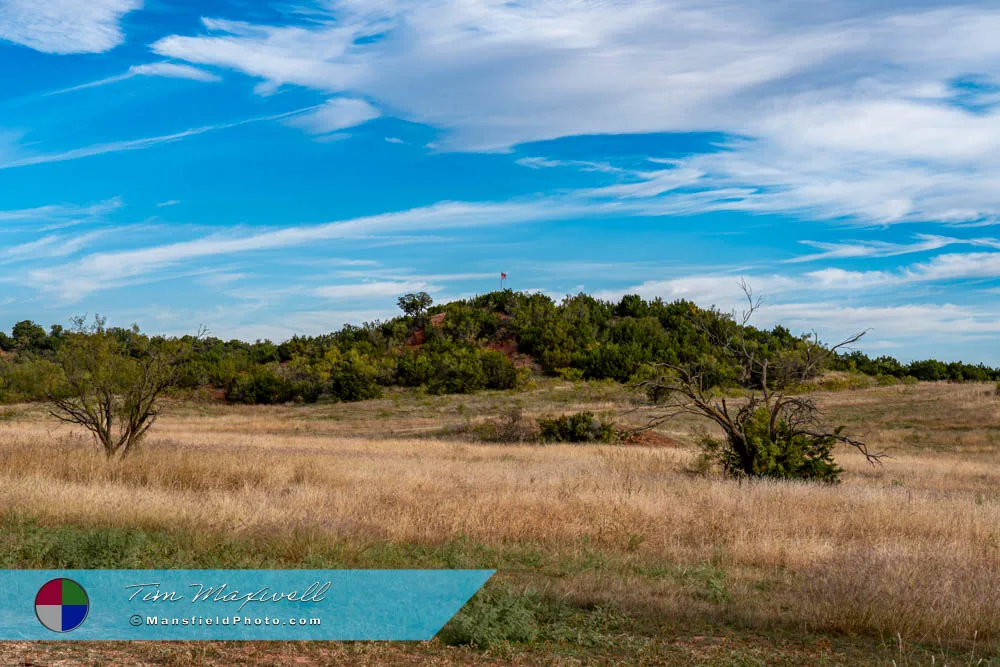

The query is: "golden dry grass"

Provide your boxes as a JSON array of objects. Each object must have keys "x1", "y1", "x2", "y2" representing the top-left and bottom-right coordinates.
[{"x1": 2, "y1": 380, "x2": 1000, "y2": 655}]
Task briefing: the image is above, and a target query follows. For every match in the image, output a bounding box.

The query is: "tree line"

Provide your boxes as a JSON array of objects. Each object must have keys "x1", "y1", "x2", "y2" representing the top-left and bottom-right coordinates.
[{"x1": 1, "y1": 289, "x2": 997, "y2": 406}]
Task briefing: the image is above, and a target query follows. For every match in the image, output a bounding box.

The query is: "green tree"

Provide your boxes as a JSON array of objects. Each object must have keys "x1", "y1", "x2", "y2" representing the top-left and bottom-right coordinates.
[
  {"x1": 397, "y1": 292, "x2": 434, "y2": 318},
  {"x1": 11, "y1": 320, "x2": 47, "y2": 351},
  {"x1": 48, "y1": 316, "x2": 195, "y2": 459}
]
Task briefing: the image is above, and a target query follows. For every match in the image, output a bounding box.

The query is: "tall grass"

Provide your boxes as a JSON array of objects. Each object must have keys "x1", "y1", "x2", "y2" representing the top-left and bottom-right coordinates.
[{"x1": 1, "y1": 381, "x2": 999, "y2": 652}]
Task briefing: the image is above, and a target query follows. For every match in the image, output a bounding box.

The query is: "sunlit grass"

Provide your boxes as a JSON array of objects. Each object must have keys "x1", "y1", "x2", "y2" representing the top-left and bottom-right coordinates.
[{"x1": 2, "y1": 380, "x2": 1000, "y2": 661}]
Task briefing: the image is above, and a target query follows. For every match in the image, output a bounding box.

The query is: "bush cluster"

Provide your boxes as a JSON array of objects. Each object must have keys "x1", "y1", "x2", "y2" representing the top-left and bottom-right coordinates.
[
  {"x1": 538, "y1": 412, "x2": 619, "y2": 444},
  {"x1": 470, "y1": 408, "x2": 539, "y2": 444},
  {"x1": 697, "y1": 407, "x2": 842, "y2": 482}
]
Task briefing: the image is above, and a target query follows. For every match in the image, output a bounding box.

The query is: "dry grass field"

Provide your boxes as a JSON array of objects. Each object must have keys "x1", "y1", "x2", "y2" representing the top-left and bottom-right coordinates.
[{"x1": 2, "y1": 379, "x2": 1000, "y2": 665}]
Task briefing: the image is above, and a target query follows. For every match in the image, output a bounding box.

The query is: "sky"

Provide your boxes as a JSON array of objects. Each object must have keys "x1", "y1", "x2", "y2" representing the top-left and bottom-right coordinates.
[{"x1": 2, "y1": 1, "x2": 1000, "y2": 363}]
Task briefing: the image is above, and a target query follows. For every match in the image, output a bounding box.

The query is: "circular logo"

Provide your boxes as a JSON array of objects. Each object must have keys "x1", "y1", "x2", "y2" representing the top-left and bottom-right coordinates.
[{"x1": 35, "y1": 578, "x2": 89, "y2": 633}]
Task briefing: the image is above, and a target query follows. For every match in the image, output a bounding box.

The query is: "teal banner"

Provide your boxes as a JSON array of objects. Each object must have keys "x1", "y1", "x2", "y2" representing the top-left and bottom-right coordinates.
[{"x1": 0, "y1": 570, "x2": 494, "y2": 640}]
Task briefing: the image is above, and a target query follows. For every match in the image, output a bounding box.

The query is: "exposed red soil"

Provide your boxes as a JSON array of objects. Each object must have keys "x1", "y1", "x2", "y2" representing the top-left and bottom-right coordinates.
[
  {"x1": 404, "y1": 313, "x2": 445, "y2": 348},
  {"x1": 404, "y1": 329, "x2": 425, "y2": 348},
  {"x1": 486, "y1": 338, "x2": 539, "y2": 371}
]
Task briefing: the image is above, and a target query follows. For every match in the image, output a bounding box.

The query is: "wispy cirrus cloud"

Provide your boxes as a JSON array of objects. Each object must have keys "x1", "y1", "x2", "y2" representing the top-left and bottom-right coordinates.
[
  {"x1": 0, "y1": 127, "x2": 218, "y2": 171},
  {"x1": 129, "y1": 62, "x2": 218, "y2": 82},
  {"x1": 0, "y1": 197, "x2": 123, "y2": 229},
  {"x1": 22, "y1": 198, "x2": 586, "y2": 301},
  {"x1": 785, "y1": 235, "x2": 971, "y2": 263},
  {"x1": 0, "y1": 230, "x2": 106, "y2": 263},
  {"x1": 0, "y1": 107, "x2": 316, "y2": 171},
  {"x1": 46, "y1": 62, "x2": 221, "y2": 96},
  {"x1": 516, "y1": 157, "x2": 625, "y2": 174},
  {"x1": 0, "y1": 0, "x2": 142, "y2": 54}
]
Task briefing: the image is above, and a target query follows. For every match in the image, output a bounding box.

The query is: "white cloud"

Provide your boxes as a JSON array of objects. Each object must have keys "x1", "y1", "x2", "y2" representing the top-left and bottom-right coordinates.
[
  {"x1": 152, "y1": 17, "x2": 368, "y2": 93},
  {"x1": 516, "y1": 156, "x2": 624, "y2": 174},
  {"x1": 905, "y1": 251, "x2": 1000, "y2": 282},
  {"x1": 0, "y1": 0, "x2": 141, "y2": 54},
  {"x1": 119, "y1": 302, "x2": 396, "y2": 343},
  {"x1": 0, "y1": 231, "x2": 105, "y2": 263},
  {"x1": 786, "y1": 235, "x2": 964, "y2": 263},
  {"x1": 285, "y1": 98, "x2": 380, "y2": 135},
  {"x1": 128, "y1": 62, "x2": 219, "y2": 82},
  {"x1": 0, "y1": 197, "x2": 123, "y2": 229},
  {"x1": 594, "y1": 250, "x2": 1000, "y2": 312},
  {"x1": 46, "y1": 62, "x2": 220, "y2": 96},
  {"x1": 765, "y1": 302, "x2": 1000, "y2": 345},
  {"x1": 202, "y1": 310, "x2": 394, "y2": 343},
  {"x1": 0, "y1": 107, "x2": 314, "y2": 171},
  {"x1": 0, "y1": 127, "x2": 216, "y2": 171},
  {"x1": 24, "y1": 198, "x2": 586, "y2": 301},
  {"x1": 595, "y1": 270, "x2": 1000, "y2": 355},
  {"x1": 593, "y1": 275, "x2": 805, "y2": 312},
  {"x1": 149, "y1": 1, "x2": 1000, "y2": 225},
  {"x1": 313, "y1": 280, "x2": 435, "y2": 300},
  {"x1": 0, "y1": 197, "x2": 120, "y2": 221}
]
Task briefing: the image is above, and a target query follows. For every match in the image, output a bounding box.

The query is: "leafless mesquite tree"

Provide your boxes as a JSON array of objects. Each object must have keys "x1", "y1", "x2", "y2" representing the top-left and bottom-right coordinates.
[
  {"x1": 48, "y1": 316, "x2": 201, "y2": 459},
  {"x1": 635, "y1": 281, "x2": 884, "y2": 479}
]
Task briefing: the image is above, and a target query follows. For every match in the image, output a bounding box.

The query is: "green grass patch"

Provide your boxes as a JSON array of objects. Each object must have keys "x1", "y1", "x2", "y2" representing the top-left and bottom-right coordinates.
[{"x1": 3, "y1": 514, "x2": 1000, "y2": 663}]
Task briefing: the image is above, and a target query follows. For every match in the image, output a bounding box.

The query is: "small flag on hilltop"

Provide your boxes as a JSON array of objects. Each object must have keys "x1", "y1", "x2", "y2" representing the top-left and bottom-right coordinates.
[{"x1": 500, "y1": 272, "x2": 507, "y2": 290}]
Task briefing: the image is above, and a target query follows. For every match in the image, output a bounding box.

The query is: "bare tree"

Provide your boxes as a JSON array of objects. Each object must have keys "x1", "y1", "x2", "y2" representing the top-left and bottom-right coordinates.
[
  {"x1": 48, "y1": 316, "x2": 196, "y2": 459},
  {"x1": 635, "y1": 281, "x2": 884, "y2": 481}
]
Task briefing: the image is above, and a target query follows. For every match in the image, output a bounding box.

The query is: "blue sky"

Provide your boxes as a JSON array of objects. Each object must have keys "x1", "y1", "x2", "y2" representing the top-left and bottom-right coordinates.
[{"x1": 2, "y1": 1, "x2": 1000, "y2": 362}]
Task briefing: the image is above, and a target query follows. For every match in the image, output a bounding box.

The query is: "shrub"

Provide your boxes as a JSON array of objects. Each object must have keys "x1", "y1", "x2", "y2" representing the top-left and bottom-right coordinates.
[
  {"x1": 325, "y1": 351, "x2": 383, "y2": 402},
  {"x1": 875, "y1": 374, "x2": 900, "y2": 387},
  {"x1": 427, "y1": 347, "x2": 487, "y2": 395},
  {"x1": 907, "y1": 359, "x2": 949, "y2": 382},
  {"x1": 698, "y1": 407, "x2": 842, "y2": 482},
  {"x1": 0, "y1": 358, "x2": 62, "y2": 402},
  {"x1": 480, "y1": 350, "x2": 520, "y2": 390},
  {"x1": 472, "y1": 408, "x2": 538, "y2": 443},
  {"x1": 538, "y1": 411, "x2": 618, "y2": 444},
  {"x1": 813, "y1": 372, "x2": 875, "y2": 392},
  {"x1": 555, "y1": 367, "x2": 584, "y2": 381},
  {"x1": 225, "y1": 365, "x2": 296, "y2": 405},
  {"x1": 437, "y1": 586, "x2": 539, "y2": 649}
]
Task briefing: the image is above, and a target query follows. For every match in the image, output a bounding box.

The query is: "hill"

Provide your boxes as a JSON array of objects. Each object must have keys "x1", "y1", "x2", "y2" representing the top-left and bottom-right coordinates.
[{"x1": 1, "y1": 290, "x2": 998, "y2": 405}]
